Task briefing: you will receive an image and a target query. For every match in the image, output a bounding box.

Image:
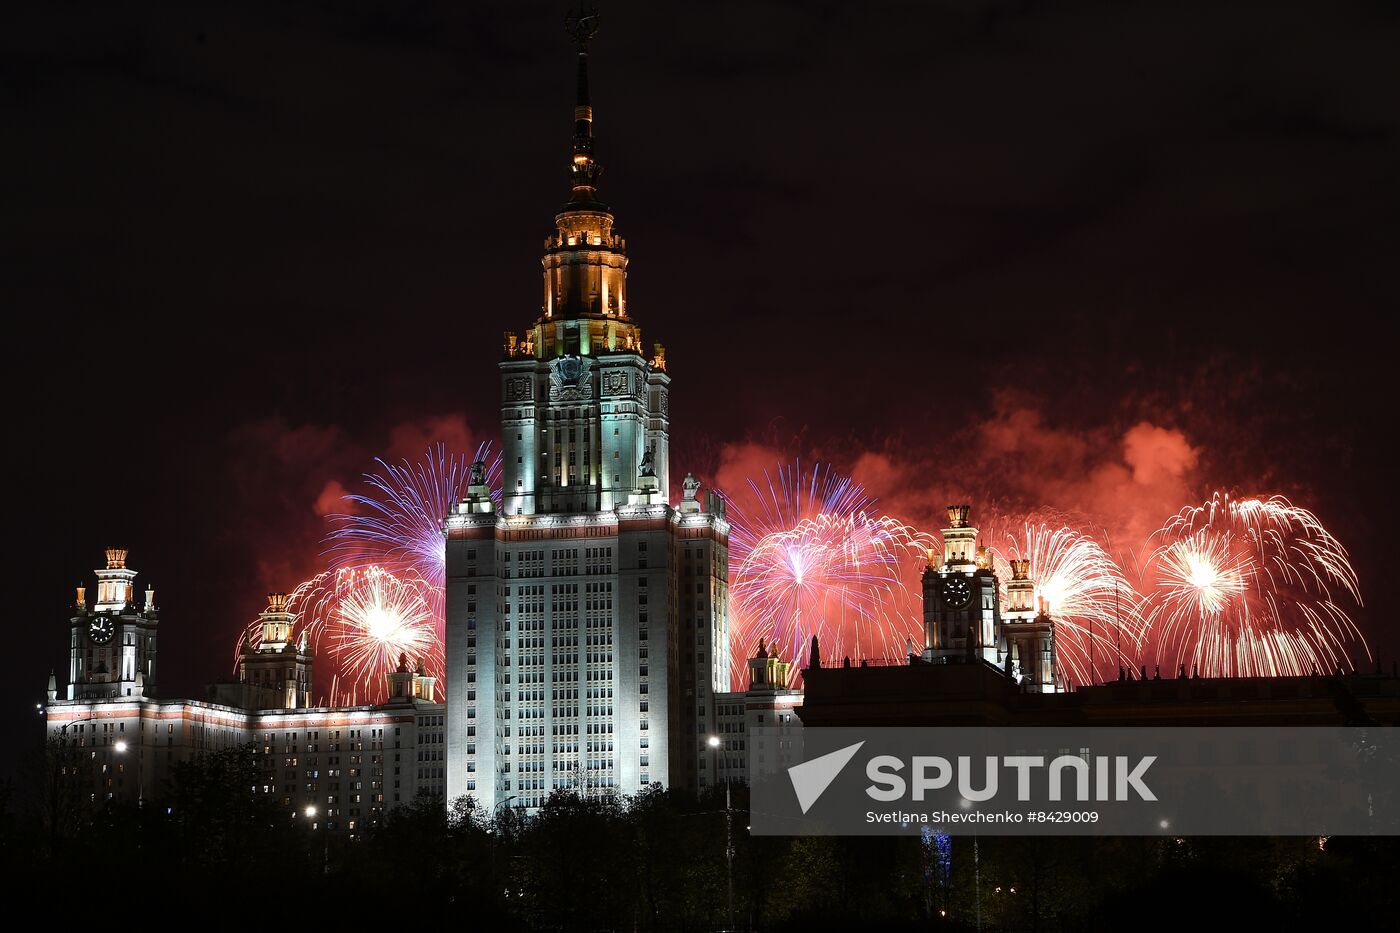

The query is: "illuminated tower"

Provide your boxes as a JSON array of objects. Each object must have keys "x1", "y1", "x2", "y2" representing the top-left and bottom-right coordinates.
[
  {"x1": 922, "y1": 506, "x2": 1003, "y2": 666},
  {"x1": 237, "y1": 592, "x2": 314, "y2": 709},
  {"x1": 1001, "y1": 559, "x2": 1059, "y2": 692},
  {"x1": 499, "y1": 7, "x2": 667, "y2": 517},
  {"x1": 94, "y1": 546, "x2": 137, "y2": 611},
  {"x1": 68, "y1": 548, "x2": 159, "y2": 700},
  {"x1": 1004, "y1": 559, "x2": 1035, "y2": 620},
  {"x1": 387, "y1": 652, "x2": 439, "y2": 703},
  {"x1": 746, "y1": 640, "x2": 792, "y2": 691},
  {"x1": 446, "y1": 10, "x2": 729, "y2": 812}
]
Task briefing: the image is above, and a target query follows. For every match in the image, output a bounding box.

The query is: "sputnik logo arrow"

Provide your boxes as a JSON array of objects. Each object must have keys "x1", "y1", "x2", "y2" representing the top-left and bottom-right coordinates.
[{"x1": 788, "y1": 741, "x2": 865, "y2": 814}]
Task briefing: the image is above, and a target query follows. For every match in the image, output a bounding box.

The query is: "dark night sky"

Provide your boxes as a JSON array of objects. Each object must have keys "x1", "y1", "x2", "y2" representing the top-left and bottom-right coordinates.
[{"x1": 3, "y1": 1, "x2": 1396, "y2": 764}]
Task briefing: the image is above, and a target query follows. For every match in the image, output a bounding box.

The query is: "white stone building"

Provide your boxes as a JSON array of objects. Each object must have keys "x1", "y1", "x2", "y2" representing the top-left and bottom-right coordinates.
[
  {"x1": 443, "y1": 27, "x2": 730, "y2": 813},
  {"x1": 710, "y1": 643, "x2": 804, "y2": 787},
  {"x1": 43, "y1": 551, "x2": 445, "y2": 836}
]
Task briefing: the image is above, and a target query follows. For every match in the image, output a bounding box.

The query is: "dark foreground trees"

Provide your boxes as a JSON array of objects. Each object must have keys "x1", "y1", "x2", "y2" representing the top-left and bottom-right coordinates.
[{"x1": 2, "y1": 753, "x2": 1396, "y2": 929}]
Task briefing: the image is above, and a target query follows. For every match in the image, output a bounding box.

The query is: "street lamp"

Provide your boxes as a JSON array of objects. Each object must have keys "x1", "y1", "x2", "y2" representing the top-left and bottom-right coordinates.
[
  {"x1": 707, "y1": 734, "x2": 734, "y2": 932},
  {"x1": 707, "y1": 733, "x2": 721, "y2": 783},
  {"x1": 111, "y1": 738, "x2": 138, "y2": 800},
  {"x1": 303, "y1": 804, "x2": 328, "y2": 873}
]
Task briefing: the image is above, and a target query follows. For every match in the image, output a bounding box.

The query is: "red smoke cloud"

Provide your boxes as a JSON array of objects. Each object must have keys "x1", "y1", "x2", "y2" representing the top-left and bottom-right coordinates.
[
  {"x1": 965, "y1": 399, "x2": 1199, "y2": 549},
  {"x1": 314, "y1": 480, "x2": 351, "y2": 517},
  {"x1": 706, "y1": 395, "x2": 1201, "y2": 556},
  {"x1": 385, "y1": 414, "x2": 485, "y2": 462},
  {"x1": 710, "y1": 441, "x2": 787, "y2": 508}
]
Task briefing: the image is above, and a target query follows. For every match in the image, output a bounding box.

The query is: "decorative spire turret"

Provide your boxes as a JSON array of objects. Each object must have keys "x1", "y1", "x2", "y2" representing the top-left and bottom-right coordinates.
[
  {"x1": 233, "y1": 589, "x2": 313, "y2": 709},
  {"x1": 564, "y1": 4, "x2": 604, "y2": 209},
  {"x1": 528, "y1": 4, "x2": 639, "y2": 355},
  {"x1": 748, "y1": 640, "x2": 792, "y2": 691},
  {"x1": 94, "y1": 547, "x2": 138, "y2": 610},
  {"x1": 258, "y1": 591, "x2": 296, "y2": 650},
  {"x1": 1006, "y1": 558, "x2": 1036, "y2": 617},
  {"x1": 940, "y1": 505, "x2": 979, "y2": 568}
]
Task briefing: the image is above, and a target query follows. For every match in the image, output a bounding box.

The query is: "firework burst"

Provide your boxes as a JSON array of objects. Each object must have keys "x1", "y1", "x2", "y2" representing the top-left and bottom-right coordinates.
[
  {"x1": 235, "y1": 443, "x2": 497, "y2": 704},
  {"x1": 235, "y1": 566, "x2": 443, "y2": 706},
  {"x1": 1145, "y1": 492, "x2": 1366, "y2": 677},
  {"x1": 980, "y1": 513, "x2": 1146, "y2": 688},
  {"x1": 724, "y1": 460, "x2": 878, "y2": 564},
  {"x1": 325, "y1": 441, "x2": 502, "y2": 590},
  {"x1": 311, "y1": 566, "x2": 441, "y2": 705},
  {"x1": 724, "y1": 462, "x2": 934, "y2": 687}
]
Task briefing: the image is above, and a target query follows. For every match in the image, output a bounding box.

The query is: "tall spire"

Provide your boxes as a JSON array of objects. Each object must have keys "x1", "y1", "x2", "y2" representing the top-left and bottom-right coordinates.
[
  {"x1": 564, "y1": 4, "x2": 604, "y2": 210},
  {"x1": 506, "y1": 3, "x2": 637, "y2": 359}
]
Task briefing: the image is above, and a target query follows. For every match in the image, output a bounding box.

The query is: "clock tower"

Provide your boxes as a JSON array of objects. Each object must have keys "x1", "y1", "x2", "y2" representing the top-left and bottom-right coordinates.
[
  {"x1": 923, "y1": 506, "x2": 1004, "y2": 666},
  {"x1": 69, "y1": 548, "x2": 158, "y2": 700}
]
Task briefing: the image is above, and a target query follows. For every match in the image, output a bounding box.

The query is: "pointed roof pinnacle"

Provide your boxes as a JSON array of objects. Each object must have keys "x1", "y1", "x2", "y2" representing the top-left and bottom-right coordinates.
[{"x1": 563, "y1": 4, "x2": 606, "y2": 212}]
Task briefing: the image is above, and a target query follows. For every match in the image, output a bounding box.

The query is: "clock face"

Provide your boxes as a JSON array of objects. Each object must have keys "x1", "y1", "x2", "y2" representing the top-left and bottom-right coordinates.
[
  {"x1": 88, "y1": 616, "x2": 114, "y2": 645},
  {"x1": 940, "y1": 577, "x2": 973, "y2": 610}
]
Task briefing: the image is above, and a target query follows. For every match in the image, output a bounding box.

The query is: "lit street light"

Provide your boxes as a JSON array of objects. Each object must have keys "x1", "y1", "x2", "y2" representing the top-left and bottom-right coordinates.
[
  {"x1": 707, "y1": 734, "x2": 735, "y2": 932},
  {"x1": 303, "y1": 804, "x2": 327, "y2": 873}
]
